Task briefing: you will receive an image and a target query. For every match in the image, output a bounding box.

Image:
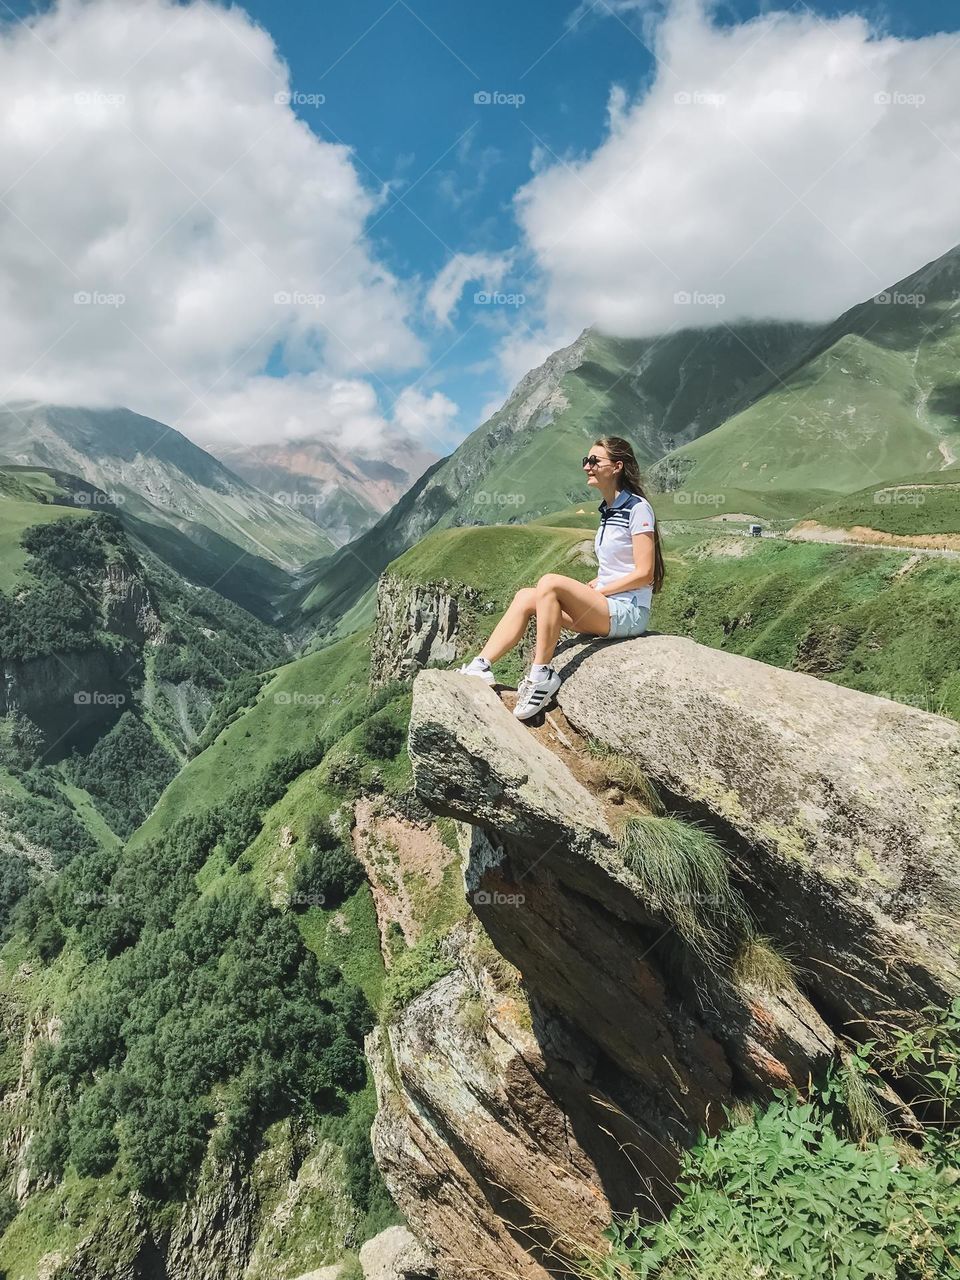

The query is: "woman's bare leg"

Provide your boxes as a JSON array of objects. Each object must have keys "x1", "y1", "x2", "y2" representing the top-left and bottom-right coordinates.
[
  {"x1": 534, "y1": 574, "x2": 610, "y2": 665},
  {"x1": 478, "y1": 587, "x2": 537, "y2": 664}
]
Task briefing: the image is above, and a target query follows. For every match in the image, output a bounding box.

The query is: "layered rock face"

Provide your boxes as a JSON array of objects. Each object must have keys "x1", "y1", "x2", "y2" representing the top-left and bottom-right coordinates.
[
  {"x1": 375, "y1": 647, "x2": 960, "y2": 1280},
  {"x1": 370, "y1": 577, "x2": 478, "y2": 687}
]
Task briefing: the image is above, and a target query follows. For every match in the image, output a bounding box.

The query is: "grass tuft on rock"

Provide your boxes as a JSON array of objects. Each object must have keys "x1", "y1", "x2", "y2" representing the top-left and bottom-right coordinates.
[
  {"x1": 731, "y1": 934, "x2": 796, "y2": 993},
  {"x1": 616, "y1": 815, "x2": 750, "y2": 967},
  {"x1": 584, "y1": 739, "x2": 664, "y2": 814}
]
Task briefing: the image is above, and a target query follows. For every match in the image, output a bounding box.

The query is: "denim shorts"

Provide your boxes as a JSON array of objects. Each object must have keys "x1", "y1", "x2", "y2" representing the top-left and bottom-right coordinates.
[{"x1": 606, "y1": 594, "x2": 650, "y2": 639}]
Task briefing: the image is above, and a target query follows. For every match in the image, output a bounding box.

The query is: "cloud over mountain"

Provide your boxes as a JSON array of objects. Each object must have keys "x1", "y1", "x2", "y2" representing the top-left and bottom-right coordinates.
[
  {"x1": 0, "y1": 0, "x2": 438, "y2": 449},
  {"x1": 516, "y1": 0, "x2": 960, "y2": 337}
]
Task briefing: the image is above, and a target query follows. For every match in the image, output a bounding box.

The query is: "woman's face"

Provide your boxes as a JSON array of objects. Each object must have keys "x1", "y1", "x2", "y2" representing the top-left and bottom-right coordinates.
[{"x1": 583, "y1": 444, "x2": 618, "y2": 488}]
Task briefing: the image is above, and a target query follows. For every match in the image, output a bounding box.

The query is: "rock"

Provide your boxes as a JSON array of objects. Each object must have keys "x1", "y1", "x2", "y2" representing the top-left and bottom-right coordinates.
[
  {"x1": 102, "y1": 560, "x2": 161, "y2": 642},
  {"x1": 359, "y1": 1225, "x2": 437, "y2": 1279},
  {"x1": 400, "y1": 670, "x2": 838, "y2": 1278},
  {"x1": 371, "y1": 576, "x2": 477, "y2": 686},
  {"x1": 368, "y1": 959, "x2": 616, "y2": 1280},
  {"x1": 554, "y1": 635, "x2": 960, "y2": 1034}
]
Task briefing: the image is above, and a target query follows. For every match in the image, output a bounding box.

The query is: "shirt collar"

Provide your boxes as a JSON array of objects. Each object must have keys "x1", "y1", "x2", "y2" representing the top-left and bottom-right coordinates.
[{"x1": 598, "y1": 488, "x2": 632, "y2": 513}]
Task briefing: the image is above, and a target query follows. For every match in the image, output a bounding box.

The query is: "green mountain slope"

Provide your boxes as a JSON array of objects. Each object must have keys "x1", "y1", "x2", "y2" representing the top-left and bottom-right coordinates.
[
  {"x1": 799, "y1": 466, "x2": 960, "y2": 537},
  {"x1": 0, "y1": 404, "x2": 334, "y2": 577},
  {"x1": 653, "y1": 535, "x2": 960, "y2": 717},
  {"x1": 291, "y1": 321, "x2": 815, "y2": 631},
  {"x1": 0, "y1": 470, "x2": 285, "y2": 872},
  {"x1": 651, "y1": 244, "x2": 960, "y2": 501}
]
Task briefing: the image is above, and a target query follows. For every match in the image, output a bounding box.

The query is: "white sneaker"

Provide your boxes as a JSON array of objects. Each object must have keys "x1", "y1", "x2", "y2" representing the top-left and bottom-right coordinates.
[
  {"x1": 458, "y1": 659, "x2": 495, "y2": 685},
  {"x1": 513, "y1": 667, "x2": 562, "y2": 720}
]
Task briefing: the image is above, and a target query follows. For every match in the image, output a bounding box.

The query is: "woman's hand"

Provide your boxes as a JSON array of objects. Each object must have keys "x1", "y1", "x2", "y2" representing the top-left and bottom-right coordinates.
[{"x1": 587, "y1": 577, "x2": 599, "y2": 591}]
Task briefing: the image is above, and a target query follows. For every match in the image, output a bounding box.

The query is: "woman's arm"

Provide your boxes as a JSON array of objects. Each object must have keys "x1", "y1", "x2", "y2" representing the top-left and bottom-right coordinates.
[{"x1": 594, "y1": 532, "x2": 655, "y2": 596}]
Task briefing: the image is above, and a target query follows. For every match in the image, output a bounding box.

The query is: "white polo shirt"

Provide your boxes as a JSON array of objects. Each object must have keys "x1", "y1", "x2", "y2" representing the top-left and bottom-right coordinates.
[{"x1": 595, "y1": 489, "x2": 656, "y2": 608}]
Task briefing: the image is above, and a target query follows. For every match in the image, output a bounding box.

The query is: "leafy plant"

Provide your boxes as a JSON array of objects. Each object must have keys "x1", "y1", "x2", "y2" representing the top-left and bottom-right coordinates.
[
  {"x1": 292, "y1": 815, "x2": 364, "y2": 909},
  {"x1": 595, "y1": 1089, "x2": 960, "y2": 1280}
]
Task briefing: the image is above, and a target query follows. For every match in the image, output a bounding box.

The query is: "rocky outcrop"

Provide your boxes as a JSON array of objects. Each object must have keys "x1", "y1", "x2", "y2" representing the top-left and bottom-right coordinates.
[
  {"x1": 359, "y1": 1225, "x2": 436, "y2": 1279},
  {"x1": 0, "y1": 649, "x2": 131, "y2": 749},
  {"x1": 376, "y1": 668, "x2": 853, "y2": 1278},
  {"x1": 368, "y1": 932, "x2": 620, "y2": 1280},
  {"x1": 381, "y1": 650, "x2": 960, "y2": 1279},
  {"x1": 0, "y1": 558, "x2": 159, "y2": 755},
  {"x1": 370, "y1": 576, "x2": 479, "y2": 687},
  {"x1": 101, "y1": 560, "x2": 162, "y2": 642},
  {"x1": 553, "y1": 635, "x2": 960, "y2": 1035}
]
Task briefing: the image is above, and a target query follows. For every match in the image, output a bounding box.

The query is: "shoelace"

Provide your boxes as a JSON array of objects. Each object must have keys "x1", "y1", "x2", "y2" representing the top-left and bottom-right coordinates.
[{"x1": 516, "y1": 676, "x2": 534, "y2": 702}]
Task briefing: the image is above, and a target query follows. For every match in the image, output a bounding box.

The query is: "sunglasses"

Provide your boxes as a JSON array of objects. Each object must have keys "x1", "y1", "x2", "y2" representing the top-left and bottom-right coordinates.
[{"x1": 582, "y1": 455, "x2": 607, "y2": 469}]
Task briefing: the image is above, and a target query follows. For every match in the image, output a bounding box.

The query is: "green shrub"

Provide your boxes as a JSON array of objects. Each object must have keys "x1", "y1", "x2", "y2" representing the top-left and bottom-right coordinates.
[
  {"x1": 0, "y1": 849, "x2": 34, "y2": 938},
  {"x1": 597, "y1": 1091, "x2": 960, "y2": 1280},
  {"x1": 382, "y1": 935, "x2": 456, "y2": 1018},
  {"x1": 359, "y1": 714, "x2": 405, "y2": 761},
  {"x1": 591, "y1": 1003, "x2": 960, "y2": 1280},
  {"x1": 291, "y1": 815, "x2": 364, "y2": 910}
]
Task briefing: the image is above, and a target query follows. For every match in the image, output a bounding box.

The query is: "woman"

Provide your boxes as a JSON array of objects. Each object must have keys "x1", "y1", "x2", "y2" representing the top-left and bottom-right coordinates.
[{"x1": 459, "y1": 435, "x2": 664, "y2": 720}]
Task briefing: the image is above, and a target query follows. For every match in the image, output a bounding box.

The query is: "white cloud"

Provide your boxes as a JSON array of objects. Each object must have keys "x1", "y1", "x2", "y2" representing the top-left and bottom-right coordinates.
[
  {"x1": 392, "y1": 385, "x2": 459, "y2": 441},
  {"x1": 0, "y1": 0, "x2": 430, "y2": 452},
  {"x1": 426, "y1": 251, "x2": 512, "y2": 326},
  {"x1": 516, "y1": 0, "x2": 960, "y2": 336},
  {"x1": 183, "y1": 372, "x2": 457, "y2": 453}
]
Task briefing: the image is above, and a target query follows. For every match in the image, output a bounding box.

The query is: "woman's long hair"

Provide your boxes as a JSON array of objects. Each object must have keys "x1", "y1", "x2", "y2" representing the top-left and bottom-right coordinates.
[{"x1": 593, "y1": 435, "x2": 665, "y2": 593}]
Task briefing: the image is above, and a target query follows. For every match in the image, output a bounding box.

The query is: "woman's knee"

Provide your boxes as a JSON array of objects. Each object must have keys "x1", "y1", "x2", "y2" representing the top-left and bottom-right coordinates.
[
  {"x1": 512, "y1": 586, "x2": 537, "y2": 612},
  {"x1": 536, "y1": 573, "x2": 561, "y2": 597}
]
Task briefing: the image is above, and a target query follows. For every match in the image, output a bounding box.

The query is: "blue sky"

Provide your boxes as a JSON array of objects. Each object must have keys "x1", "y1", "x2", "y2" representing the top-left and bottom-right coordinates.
[
  {"x1": 2, "y1": 0, "x2": 960, "y2": 458},
  {"x1": 244, "y1": 0, "x2": 960, "y2": 443}
]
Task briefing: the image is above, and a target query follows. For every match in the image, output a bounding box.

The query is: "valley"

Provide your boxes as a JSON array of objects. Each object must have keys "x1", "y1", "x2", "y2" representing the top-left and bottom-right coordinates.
[{"x1": 0, "y1": 241, "x2": 958, "y2": 1279}]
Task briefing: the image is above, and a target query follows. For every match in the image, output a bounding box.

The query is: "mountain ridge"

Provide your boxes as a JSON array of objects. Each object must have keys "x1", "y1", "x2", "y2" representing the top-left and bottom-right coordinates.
[{"x1": 0, "y1": 403, "x2": 335, "y2": 577}]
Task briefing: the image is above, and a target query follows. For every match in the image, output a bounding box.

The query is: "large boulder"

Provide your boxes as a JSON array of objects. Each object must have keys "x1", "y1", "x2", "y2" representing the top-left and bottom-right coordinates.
[{"x1": 553, "y1": 634, "x2": 960, "y2": 1031}]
